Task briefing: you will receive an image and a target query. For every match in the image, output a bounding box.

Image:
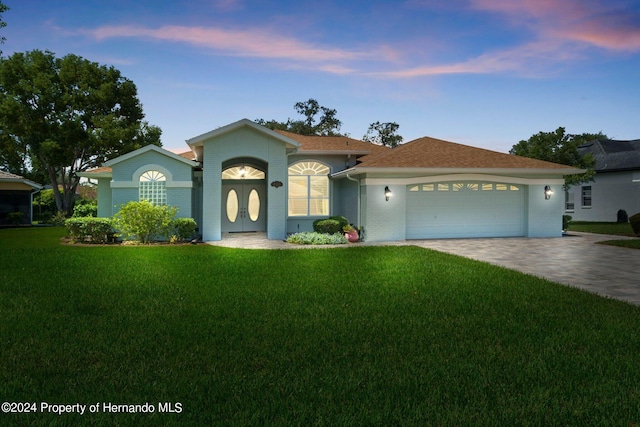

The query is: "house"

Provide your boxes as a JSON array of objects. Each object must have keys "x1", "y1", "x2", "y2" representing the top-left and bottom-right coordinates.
[
  {"x1": 0, "y1": 170, "x2": 42, "y2": 225},
  {"x1": 565, "y1": 139, "x2": 640, "y2": 221},
  {"x1": 80, "y1": 118, "x2": 581, "y2": 242}
]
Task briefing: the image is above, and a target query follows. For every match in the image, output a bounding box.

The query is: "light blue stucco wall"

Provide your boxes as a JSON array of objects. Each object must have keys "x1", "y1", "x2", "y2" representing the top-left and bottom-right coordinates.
[
  {"x1": 96, "y1": 178, "x2": 112, "y2": 218},
  {"x1": 109, "y1": 150, "x2": 194, "y2": 218},
  {"x1": 201, "y1": 126, "x2": 288, "y2": 241},
  {"x1": 361, "y1": 183, "x2": 406, "y2": 242},
  {"x1": 526, "y1": 184, "x2": 563, "y2": 237}
]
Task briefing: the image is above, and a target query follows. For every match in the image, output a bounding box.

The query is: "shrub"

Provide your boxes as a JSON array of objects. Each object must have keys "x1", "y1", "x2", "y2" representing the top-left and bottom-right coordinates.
[
  {"x1": 167, "y1": 218, "x2": 198, "y2": 242},
  {"x1": 65, "y1": 217, "x2": 114, "y2": 243},
  {"x1": 72, "y1": 200, "x2": 98, "y2": 218},
  {"x1": 113, "y1": 201, "x2": 178, "y2": 244},
  {"x1": 617, "y1": 209, "x2": 629, "y2": 223},
  {"x1": 313, "y1": 216, "x2": 350, "y2": 233},
  {"x1": 630, "y1": 213, "x2": 640, "y2": 236},
  {"x1": 562, "y1": 215, "x2": 572, "y2": 230},
  {"x1": 7, "y1": 212, "x2": 23, "y2": 225},
  {"x1": 313, "y1": 219, "x2": 341, "y2": 234},
  {"x1": 286, "y1": 232, "x2": 348, "y2": 245}
]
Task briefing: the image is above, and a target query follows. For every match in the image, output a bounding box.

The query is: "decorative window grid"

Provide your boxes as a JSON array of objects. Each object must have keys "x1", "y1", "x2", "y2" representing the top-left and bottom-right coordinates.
[
  {"x1": 288, "y1": 161, "x2": 330, "y2": 216},
  {"x1": 139, "y1": 170, "x2": 167, "y2": 206}
]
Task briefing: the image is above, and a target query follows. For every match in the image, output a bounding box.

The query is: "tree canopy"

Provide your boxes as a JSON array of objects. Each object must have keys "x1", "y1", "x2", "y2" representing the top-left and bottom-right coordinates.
[
  {"x1": 0, "y1": 49, "x2": 161, "y2": 215},
  {"x1": 510, "y1": 127, "x2": 606, "y2": 187},
  {"x1": 256, "y1": 98, "x2": 343, "y2": 136},
  {"x1": 0, "y1": 1, "x2": 7, "y2": 54},
  {"x1": 363, "y1": 121, "x2": 403, "y2": 147}
]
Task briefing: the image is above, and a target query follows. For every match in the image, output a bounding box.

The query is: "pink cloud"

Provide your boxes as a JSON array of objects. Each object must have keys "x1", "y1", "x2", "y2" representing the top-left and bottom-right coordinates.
[
  {"x1": 469, "y1": 0, "x2": 640, "y2": 51},
  {"x1": 84, "y1": 24, "x2": 371, "y2": 66}
]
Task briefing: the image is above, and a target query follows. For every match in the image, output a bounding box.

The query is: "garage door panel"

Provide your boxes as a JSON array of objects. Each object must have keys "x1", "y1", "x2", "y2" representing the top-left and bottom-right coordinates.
[{"x1": 406, "y1": 182, "x2": 525, "y2": 239}]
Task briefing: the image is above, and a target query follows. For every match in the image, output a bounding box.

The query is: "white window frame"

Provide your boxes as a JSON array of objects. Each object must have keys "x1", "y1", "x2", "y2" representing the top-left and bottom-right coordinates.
[
  {"x1": 139, "y1": 170, "x2": 167, "y2": 206},
  {"x1": 581, "y1": 185, "x2": 592, "y2": 208},
  {"x1": 287, "y1": 161, "x2": 330, "y2": 217}
]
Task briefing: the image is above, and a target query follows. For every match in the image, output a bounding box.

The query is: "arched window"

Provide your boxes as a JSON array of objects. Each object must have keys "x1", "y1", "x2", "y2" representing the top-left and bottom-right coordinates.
[
  {"x1": 288, "y1": 161, "x2": 330, "y2": 216},
  {"x1": 139, "y1": 170, "x2": 167, "y2": 205}
]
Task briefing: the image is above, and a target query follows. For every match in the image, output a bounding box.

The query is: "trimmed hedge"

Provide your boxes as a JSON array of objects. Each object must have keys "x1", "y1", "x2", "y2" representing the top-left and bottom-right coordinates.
[
  {"x1": 65, "y1": 217, "x2": 114, "y2": 244},
  {"x1": 630, "y1": 212, "x2": 640, "y2": 236},
  {"x1": 313, "y1": 216, "x2": 350, "y2": 234},
  {"x1": 167, "y1": 218, "x2": 198, "y2": 241}
]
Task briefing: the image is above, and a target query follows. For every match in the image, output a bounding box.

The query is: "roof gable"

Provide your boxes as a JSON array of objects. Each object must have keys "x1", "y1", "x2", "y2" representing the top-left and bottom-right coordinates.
[
  {"x1": 104, "y1": 144, "x2": 196, "y2": 167},
  {"x1": 357, "y1": 136, "x2": 581, "y2": 170},
  {"x1": 186, "y1": 118, "x2": 300, "y2": 149}
]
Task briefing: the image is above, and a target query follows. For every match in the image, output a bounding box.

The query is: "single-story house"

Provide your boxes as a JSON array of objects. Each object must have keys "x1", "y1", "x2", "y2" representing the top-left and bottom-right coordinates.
[
  {"x1": 565, "y1": 139, "x2": 640, "y2": 221},
  {"x1": 0, "y1": 170, "x2": 42, "y2": 225},
  {"x1": 80, "y1": 118, "x2": 581, "y2": 242}
]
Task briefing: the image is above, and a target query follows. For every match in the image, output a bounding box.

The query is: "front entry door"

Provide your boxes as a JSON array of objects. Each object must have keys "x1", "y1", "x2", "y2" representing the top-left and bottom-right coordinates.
[{"x1": 222, "y1": 183, "x2": 266, "y2": 232}]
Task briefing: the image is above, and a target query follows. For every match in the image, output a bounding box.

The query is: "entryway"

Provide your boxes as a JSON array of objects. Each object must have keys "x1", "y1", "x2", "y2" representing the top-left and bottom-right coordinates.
[{"x1": 222, "y1": 183, "x2": 266, "y2": 232}]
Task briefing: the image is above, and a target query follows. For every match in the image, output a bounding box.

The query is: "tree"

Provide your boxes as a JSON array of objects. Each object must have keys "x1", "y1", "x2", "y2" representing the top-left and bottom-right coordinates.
[
  {"x1": 0, "y1": 1, "x2": 8, "y2": 54},
  {"x1": 256, "y1": 98, "x2": 343, "y2": 136},
  {"x1": 363, "y1": 121, "x2": 403, "y2": 147},
  {"x1": 510, "y1": 127, "x2": 606, "y2": 187},
  {"x1": 0, "y1": 50, "x2": 161, "y2": 215}
]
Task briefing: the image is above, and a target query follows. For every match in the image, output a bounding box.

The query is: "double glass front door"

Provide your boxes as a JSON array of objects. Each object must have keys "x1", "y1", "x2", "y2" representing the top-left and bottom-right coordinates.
[{"x1": 222, "y1": 183, "x2": 265, "y2": 232}]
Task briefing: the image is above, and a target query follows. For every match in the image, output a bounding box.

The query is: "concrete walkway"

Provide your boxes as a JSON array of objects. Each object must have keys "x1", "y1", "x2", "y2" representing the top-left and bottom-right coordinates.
[{"x1": 208, "y1": 232, "x2": 640, "y2": 306}]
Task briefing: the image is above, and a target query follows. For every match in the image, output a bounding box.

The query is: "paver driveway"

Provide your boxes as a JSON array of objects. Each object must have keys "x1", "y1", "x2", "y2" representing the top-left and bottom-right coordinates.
[{"x1": 411, "y1": 232, "x2": 640, "y2": 306}]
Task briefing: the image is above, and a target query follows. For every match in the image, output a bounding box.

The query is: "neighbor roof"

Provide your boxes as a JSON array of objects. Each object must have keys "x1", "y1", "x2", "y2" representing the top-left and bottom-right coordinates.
[
  {"x1": 578, "y1": 139, "x2": 640, "y2": 172},
  {"x1": 339, "y1": 136, "x2": 583, "y2": 174},
  {"x1": 0, "y1": 170, "x2": 43, "y2": 189}
]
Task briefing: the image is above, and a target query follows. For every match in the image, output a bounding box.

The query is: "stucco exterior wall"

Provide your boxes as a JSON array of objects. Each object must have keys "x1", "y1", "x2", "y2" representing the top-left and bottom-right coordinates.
[
  {"x1": 201, "y1": 126, "x2": 288, "y2": 241},
  {"x1": 109, "y1": 150, "x2": 193, "y2": 218},
  {"x1": 565, "y1": 171, "x2": 640, "y2": 221},
  {"x1": 526, "y1": 184, "x2": 563, "y2": 237},
  {"x1": 96, "y1": 178, "x2": 112, "y2": 217},
  {"x1": 361, "y1": 183, "x2": 406, "y2": 242}
]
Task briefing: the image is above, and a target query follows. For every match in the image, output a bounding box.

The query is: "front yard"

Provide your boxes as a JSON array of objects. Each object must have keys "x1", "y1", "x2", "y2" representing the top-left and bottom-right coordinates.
[{"x1": 1, "y1": 227, "x2": 640, "y2": 425}]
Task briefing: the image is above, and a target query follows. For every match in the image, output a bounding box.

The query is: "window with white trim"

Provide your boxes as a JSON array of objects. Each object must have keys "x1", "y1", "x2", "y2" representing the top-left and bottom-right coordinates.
[
  {"x1": 565, "y1": 190, "x2": 575, "y2": 211},
  {"x1": 288, "y1": 161, "x2": 329, "y2": 216},
  {"x1": 139, "y1": 170, "x2": 167, "y2": 205}
]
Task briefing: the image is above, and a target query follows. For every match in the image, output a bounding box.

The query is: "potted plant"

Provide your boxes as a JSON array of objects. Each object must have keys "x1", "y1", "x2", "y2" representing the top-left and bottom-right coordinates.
[{"x1": 343, "y1": 224, "x2": 359, "y2": 242}]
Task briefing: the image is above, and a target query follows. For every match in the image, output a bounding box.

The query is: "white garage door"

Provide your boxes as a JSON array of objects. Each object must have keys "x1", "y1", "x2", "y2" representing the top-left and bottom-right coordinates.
[{"x1": 406, "y1": 182, "x2": 525, "y2": 239}]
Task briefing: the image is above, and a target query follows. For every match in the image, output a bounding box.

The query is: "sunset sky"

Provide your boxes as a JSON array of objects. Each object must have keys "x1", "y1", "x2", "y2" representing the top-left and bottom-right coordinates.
[{"x1": 3, "y1": 0, "x2": 640, "y2": 153}]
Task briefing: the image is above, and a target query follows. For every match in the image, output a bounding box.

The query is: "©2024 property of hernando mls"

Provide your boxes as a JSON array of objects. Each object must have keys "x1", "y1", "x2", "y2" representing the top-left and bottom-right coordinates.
[{"x1": 79, "y1": 118, "x2": 583, "y2": 242}]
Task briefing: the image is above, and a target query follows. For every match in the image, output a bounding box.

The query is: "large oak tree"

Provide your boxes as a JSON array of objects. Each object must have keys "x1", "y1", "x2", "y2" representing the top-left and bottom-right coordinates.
[{"x1": 0, "y1": 50, "x2": 161, "y2": 215}]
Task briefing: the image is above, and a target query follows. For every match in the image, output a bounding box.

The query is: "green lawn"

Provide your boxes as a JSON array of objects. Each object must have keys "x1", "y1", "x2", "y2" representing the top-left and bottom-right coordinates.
[
  {"x1": 567, "y1": 221, "x2": 636, "y2": 236},
  {"x1": 567, "y1": 221, "x2": 640, "y2": 249},
  {"x1": 2, "y1": 227, "x2": 640, "y2": 426}
]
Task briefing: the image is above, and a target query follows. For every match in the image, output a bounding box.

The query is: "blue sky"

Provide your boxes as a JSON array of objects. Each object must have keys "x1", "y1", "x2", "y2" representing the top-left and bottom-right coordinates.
[{"x1": 3, "y1": 0, "x2": 640, "y2": 153}]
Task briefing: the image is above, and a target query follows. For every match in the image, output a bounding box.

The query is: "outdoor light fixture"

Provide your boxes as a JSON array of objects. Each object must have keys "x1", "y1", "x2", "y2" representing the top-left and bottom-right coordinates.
[
  {"x1": 384, "y1": 186, "x2": 392, "y2": 201},
  {"x1": 544, "y1": 185, "x2": 553, "y2": 200},
  {"x1": 239, "y1": 166, "x2": 246, "y2": 178}
]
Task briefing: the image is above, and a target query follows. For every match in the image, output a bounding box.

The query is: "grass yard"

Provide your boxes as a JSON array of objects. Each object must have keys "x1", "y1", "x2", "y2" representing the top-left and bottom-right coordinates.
[
  {"x1": 567, "y1": 221, "x2": 636, "y2": 236},
  {"x1": 2, "y1": 227, "x2": 640, "y2": 426}
]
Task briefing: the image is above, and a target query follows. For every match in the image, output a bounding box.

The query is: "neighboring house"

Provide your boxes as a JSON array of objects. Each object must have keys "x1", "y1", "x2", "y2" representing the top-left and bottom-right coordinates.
[
  {"x1": 0, "y1": 171, "x2": 43, "y2": 225},
  {"x1": 565, "y1": 139, "x2": 640, "y2": 221},
  {"x1": 79, "y1": 118, "x2": 581, "y2": 242}
]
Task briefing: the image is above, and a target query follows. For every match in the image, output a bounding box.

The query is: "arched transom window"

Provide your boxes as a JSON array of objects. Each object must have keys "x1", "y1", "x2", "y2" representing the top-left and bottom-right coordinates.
[
  {"x1": 288, "y1": 161, "x2": 330, "y2": 217},
  {"x1": 139, "y1": 170, "x2": 167, "y2": 205},
  {"x1": 222, "y1": 165, "x2": 265, "y2": 180}
]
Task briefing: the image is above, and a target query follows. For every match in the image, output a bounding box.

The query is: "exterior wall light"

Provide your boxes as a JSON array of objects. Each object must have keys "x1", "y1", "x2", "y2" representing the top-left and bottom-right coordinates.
[
  {"x1": 384, "y1": 186, "x2": 392, "y2": 201},
  {"x1": 544, "y1": 185, "x2": 553, "y2": 200},
  {"x1": 239, "y1": 166, "x2": 246, "y2": 178}
]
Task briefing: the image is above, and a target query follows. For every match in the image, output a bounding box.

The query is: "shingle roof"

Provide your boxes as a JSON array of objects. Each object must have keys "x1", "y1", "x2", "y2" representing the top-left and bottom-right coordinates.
[
  {"x1": 0, "y1": 170, "x2": 43, "y2": 188},
  {"x1": 357, "y1": 136, "x2": 575, "y2": 169},
  {"x1": 275, "y1": 130, "x2": 389, "y2": 154},
  {"x1": 578, "y1": 139, "x2": 640, "y2": 172}
]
